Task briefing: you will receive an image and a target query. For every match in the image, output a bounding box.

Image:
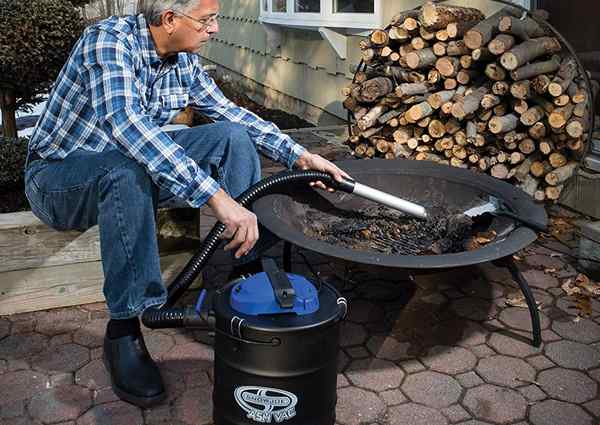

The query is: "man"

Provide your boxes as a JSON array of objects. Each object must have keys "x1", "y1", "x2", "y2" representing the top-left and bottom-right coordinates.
[{"x1": 25, "y1": 0, "x2": 349, "y2": 408}]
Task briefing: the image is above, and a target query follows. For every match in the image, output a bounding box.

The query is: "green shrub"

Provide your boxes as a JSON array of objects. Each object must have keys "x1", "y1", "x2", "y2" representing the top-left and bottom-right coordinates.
[
  {"x1": 0, "y1": 137, "x2": 30, "y2": 213},
  {"x1": 0, "y1": 137, "x2": 29, "y2": 187},
  {"x1": 0, "y1": 0, "x2": 85, "y2": 138}
]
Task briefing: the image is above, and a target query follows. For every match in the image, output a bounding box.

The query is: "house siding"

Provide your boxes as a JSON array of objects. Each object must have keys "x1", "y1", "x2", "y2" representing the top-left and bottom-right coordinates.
[{"x1": 202, "y1": 0, "x2": 530, "y2": 123}]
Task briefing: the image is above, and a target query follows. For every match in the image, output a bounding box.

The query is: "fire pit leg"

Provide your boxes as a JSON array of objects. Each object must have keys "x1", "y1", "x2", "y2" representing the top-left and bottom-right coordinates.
[
  {"x1": 283, "y1": 241, "x2": 293, "y2": 272},
  {"x1": 493, "y1": 257, "x2": 542, "y2": 347}
]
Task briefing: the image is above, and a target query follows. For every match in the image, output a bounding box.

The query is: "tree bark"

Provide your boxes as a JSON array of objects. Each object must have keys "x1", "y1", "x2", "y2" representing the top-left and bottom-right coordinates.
[
  {"x1": 509, "y1": 56, "x2": 560, "y2": 81},
  {"x1": 500, "y1": 37, "x2": 562, "y2": 71},
  {"x1": 420, "y1": 2, "x2": 485, "y2": 31},
  {"x1": 464, "y1": 7, "x2": 521, "y2": 50}
]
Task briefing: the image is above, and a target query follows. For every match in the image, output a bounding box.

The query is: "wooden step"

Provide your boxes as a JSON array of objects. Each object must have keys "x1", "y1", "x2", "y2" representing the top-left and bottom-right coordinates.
[{"x1": 0, "y1": 210, "x2": 203, "y2": 316}]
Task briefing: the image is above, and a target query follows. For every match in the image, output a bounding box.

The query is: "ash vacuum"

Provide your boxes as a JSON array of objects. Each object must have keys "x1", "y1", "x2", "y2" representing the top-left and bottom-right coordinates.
[{"x1": 142, "y1": 170, "x2": 350, "y2": 425}]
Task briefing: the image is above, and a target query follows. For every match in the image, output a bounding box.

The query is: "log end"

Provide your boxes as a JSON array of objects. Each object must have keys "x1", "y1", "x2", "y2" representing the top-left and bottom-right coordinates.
[
  {"x1": 464, "y1": 30, "x2": 483, "y2": 50},
  {"x1": 499, "y1": 52, "x2": 518, "y2": 71}
]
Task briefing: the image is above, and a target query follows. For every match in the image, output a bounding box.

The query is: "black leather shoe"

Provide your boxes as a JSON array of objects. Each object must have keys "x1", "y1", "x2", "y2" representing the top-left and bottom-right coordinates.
[{"x1": 103, "y1": 333, "x2": 166, "y2": 408}]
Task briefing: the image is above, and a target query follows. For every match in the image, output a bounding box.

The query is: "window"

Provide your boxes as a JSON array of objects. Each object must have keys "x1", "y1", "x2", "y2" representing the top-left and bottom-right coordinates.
[
  {"x1": 272, "y1": 0, "x2": 286, "y2": 12},
  {"x1": 260, "y1": 0, "x2": 382, "y2": 30},
  {"x1": 334, "y1": 0, "x2": 374, "y2": 14},
  {"x1": 296, "y1": 0, "x2": 320, "y2": 13},
  {"x1": 263, "y1": 0, "x2": 268, "y2": 12}
]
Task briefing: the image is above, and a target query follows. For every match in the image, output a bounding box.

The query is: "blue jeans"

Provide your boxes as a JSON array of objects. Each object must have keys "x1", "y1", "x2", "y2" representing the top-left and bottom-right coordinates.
[{"x1": 24, "y1": 122, "x2": 271, "y2": 319}]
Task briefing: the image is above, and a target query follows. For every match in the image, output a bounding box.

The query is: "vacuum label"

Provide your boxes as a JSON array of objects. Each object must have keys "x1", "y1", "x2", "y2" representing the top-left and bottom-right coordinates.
[{"x1": 234, "y1": 386, "x2": 298, "y2": 423}]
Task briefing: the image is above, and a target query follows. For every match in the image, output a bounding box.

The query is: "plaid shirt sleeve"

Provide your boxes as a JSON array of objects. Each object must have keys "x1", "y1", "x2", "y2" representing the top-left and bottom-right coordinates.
[
  {"x1": 80, "y1": 30, "x2": 219, "y2": 208},
  {"x1": 188, "y1": 65, "x2": 307, "y2": 170}
]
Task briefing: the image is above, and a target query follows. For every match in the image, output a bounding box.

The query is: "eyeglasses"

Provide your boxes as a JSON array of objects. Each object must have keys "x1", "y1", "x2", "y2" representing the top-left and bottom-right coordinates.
[{"x1": 174, "y1": 11, "x2": 219, "y2": 30}]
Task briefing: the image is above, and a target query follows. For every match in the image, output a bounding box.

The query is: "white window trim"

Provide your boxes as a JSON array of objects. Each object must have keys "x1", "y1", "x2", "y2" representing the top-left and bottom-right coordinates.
[
  {"x1": 260, "y1": 0, "x2": 383, "y2": 31},
  {"x1": 260, "y1": 0, "x2": 382, "y2": 59}
]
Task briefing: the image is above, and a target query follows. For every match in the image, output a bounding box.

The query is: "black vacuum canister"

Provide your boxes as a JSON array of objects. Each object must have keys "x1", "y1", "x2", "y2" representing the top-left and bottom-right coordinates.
[{"x1": 212, "y1": 259, "x2": 347, "y2": 425}]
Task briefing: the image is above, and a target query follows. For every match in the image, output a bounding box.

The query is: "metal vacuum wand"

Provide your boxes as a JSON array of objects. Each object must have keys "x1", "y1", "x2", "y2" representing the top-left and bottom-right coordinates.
[{"x1": 335, "y1": 177, "x2": 428, "y2": 219}]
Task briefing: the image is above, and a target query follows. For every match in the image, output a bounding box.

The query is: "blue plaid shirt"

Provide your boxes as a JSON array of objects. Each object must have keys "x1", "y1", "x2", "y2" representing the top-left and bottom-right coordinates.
[{"x1": 29, "y1": 14, "x2": 306, "y2": 208}]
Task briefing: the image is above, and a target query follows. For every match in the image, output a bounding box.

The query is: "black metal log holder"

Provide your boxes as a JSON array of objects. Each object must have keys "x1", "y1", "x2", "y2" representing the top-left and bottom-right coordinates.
[{"x1": 281, "y1": 242, "x2": 542, "y2": 347}]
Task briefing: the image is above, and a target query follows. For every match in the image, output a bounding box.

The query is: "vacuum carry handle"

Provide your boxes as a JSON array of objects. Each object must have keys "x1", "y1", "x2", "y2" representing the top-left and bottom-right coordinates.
[{"x1": 261, "y1": 257, "x2": 296, "y2": 309}]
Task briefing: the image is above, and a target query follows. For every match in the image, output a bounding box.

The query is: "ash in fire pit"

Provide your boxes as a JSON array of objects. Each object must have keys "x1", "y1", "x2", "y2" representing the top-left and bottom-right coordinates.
[{"x1": 303, "y1": 205, "x2": 474, "y2": 255}]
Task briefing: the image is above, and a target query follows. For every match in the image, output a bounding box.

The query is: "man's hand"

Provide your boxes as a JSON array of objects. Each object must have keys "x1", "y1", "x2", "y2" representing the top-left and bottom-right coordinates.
[
  {"x1": 207, "y1": 189, "x2": 258, "y2": 258},
  {"x1": 294, "y1": 151, "x2": 351, "y2": 192}
]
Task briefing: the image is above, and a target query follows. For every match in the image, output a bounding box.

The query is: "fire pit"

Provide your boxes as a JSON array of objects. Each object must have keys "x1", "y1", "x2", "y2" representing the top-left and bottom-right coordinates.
[{"x1": 254, "y1": 159, "x2": 547, "y2": 346}]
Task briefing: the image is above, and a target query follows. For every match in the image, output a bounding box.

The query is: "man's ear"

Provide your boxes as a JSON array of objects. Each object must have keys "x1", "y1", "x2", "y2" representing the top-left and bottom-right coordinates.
[{"x1": 161, "y1": 10, "x2": 177, "y2": 34}]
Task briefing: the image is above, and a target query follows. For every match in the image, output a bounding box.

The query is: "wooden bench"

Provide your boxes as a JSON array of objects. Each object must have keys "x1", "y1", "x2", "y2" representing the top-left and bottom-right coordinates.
[{"x1": 0, "y1": 209, "x2": 203, "y2": 315}]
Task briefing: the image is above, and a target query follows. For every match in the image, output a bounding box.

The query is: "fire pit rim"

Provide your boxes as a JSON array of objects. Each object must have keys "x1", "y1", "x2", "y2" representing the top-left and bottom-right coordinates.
[{"x1": 254, "y1": 159, "x2": 547, "y2": 269}]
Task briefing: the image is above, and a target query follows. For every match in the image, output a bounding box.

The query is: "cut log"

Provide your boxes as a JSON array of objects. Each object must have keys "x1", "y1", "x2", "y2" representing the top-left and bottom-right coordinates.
[
  {"x1": 452, "y1": 86, "x2": 489, "y2": 120},
  {"x1": 420, "y1": 2, "x2": 484, "y2": 31},
  {"x1": 573, "y1": 102, "x2": 586, "y2": 118},
  {"x1": 419, "y1": 26, "x2": 436, "y2": 41},
  {"x1": 529, "y1": 122, "x2": 547, "y2": 139},
  {"x1": 435, "y1": 29, "x2": 449, "y2": 42},
  {"x1": 460, "y1": 55, "x2": 473, "y2": 69},
  {"x1": 446, "y1": 40, "x2": 470, "y2": 56},
  {"x1": 493, "y1": 103, "x2": 509, "y2": 117},
  {"x1": 444, "y1": 78, "x2": 458, "y2": 90},
  {"x1": 519, "y1": 138, "x2": 537, "y2": 154},
  {"x1": 415, "y1": 152, "x2": 443, "y2": 162},
  {"x1": 491, "y1": 163, "x2": 510, "y2": 179},
  {"x1": 512, "y1": 99, "x2": 529, "y2": 115},
  {"x1": 510, "y1": 80, "x2": 532, "y2": 100},
  {"x1": 489, "y1": 114, "x2": 519, "y2": 134},
  {"x1": 499, "y1": 15, "x2": 546, "y2": 40},
  {"x1": 510, "y1": 56, "x2": 560, "y2": 81},
  {"x1": 406, "y1": 48, "x2": 437, "y2": 69},
  {"x1": 510, "y1": 151, "x2": 526, "y2": 165},
  {"x1": 428, "y1": 119, "x2": 446, "y2": 138},
  {"x1": 456, "y1": 69, "x2": 479, "y2": 85},
  {"x1": 472, "y1": 47, "x2": 494, "y2": 62},
  {"x1": 447, "y1": 20, "x2": 479, "y2": 38},
  {"x1": 520, "y1": 106, "x2": 545, "y2": 126},
  {"x1": 534, "y1": 189, "x2": 546, "y2": 202},
  {"x1": 545, "y1": 185, "x2": 563, "y2": 201},
  {"x1": 436, "y1": 57, "x2": 461, "y2": 77},
  {"x1": 532, "y1": 74, "x2": 552, "y2": 94},
  {"x1": 530, "y1": 160, "x2": 552, "y2": 177},
  {"x1": 358, "y1": 104, "x2": 389, "y2": 130},
  {"x1": 390, "y1": 142, "x2": 413, "y2": 159},
  {"x1": 548, "y1": 57, "x2": 578, "y2": 97},
  {"x1": 393, "y1": 127, "x2": 413, "y2": 144},
  {"x1": 406, "y1": 101, "x2": 434, "y2": 122},
  {"x1": 530, "y1": 95, "x2": 555, "y2": 114},
  {"x1": 389, "y1": 26, "x2": 411, "y2": 41},
  {"x1": 488, "y1": 34, "x2": 516, "y2": 56},
  {"x1": 485, "y1": 63, "x2": 507, "y2": 81},
  {"x1": 565, "y1": 118, "x2": 585, "y2": 138},
  {"x1": 390, "y1": 9, "x2": 420, "y2": 27},
  {"x1": 548, "y1": 103, "x2": 575, "y2": 129},
  {"x1": 500, "y1": 37, "x2": 562, "y2": 71},
  {"x1": 418, "y1": 116, "x2": 432, "y2": 128},
  {"x1": 549, "y1": 152, "x2": 568, "y2": 168},
  {"x1": 545, "y1": 162, "x2": 577, "y2": 186},
  {"x1": 395, "y1": 82, "x2": 431, "y2": 97},
  {"x1": 567, "y1": 138, "x2": 584, "y2": 154},
  {"x1": 492, "y1": 81, "x2": 510, "y2": 96},
  {"x1": 425, "y1": 70, "x2": 440, "y2": 86},
  {"x1": 433, "y1": 42, "x2": 448, "y2": 56},
  {"x1": 538, "y1": 139, "x2": 555, "y2": 155},
  {"x1": 411, "y1": 37, "x2": 429, "y2": 50},
  {"x1": 481, "y1": 94, "x2": 501, "y2": 110},
  {"x1": 354, "y1": 77, "x2": 394, "y2": 103},
  {"x1": 370, "y1": 30, "x2": 389, "y2": 47},
  {"x1": 464, "y1": 7, "x2": 521, "y2": 50}
]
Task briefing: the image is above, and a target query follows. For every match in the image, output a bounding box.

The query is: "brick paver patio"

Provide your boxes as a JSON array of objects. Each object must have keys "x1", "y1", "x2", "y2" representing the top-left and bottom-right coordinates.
[{"x1": 1, "y1": 126, "x2": 598, "y2": 424}]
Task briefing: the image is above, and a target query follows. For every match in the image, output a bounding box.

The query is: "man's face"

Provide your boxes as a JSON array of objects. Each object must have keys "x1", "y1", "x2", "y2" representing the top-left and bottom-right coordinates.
[{"x1": 170, "y1": 0, "x2": 220, "y2": 54}]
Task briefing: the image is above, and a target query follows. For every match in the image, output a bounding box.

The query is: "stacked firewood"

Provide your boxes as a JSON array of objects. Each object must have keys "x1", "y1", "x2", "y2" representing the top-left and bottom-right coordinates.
[{"x1": 344, "y1": 2, "x2": 596, "y2": 202}]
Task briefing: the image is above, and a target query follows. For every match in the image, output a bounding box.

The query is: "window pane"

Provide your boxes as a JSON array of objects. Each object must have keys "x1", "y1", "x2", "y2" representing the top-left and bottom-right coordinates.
[
  {"x1": 263, "y1": 0, "x2": 268, "y2": 11},
  {"x1": 295, "y1": 0, "x2": 320, "y2": 13},
  {"x1": 272, "y1": 0, "x2": 286, "y2": 12},
  {"x1": 334, "y1": 0, "x2": 374, "y2": 13}
]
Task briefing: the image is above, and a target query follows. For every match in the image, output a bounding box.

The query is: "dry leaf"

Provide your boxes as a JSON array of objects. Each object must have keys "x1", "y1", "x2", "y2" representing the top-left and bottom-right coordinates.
[
  {"x1": 505, "y1": 294, "x2": 542, "y2": 309},
  {"x1": 475, "y1": 230, "x2": 497, "y2": 244},
  {"x1": 575, "y1": 273, "x2": 600, "y2": 296},
  {"x1": 561, "y1": 278, "x2": 581, "y2": 296},
  {"x1": 544, "y1": 268, "x2": 557, "y2": 274},
  {"x1": 550, "y1": 253, "x2": 563, "y2": 258},
  {"x1": 513, "y1": 254, "x2": 522, "y2": 261},
  {"x1": 465, "y1": 238, "x2": 481, "y2": 251}
]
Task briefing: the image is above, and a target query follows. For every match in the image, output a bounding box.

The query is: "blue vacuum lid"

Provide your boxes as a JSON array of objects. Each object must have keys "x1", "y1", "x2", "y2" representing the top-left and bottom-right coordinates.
[{"x1": 230, "y1": 272, "x2": 320, "y2": 316}]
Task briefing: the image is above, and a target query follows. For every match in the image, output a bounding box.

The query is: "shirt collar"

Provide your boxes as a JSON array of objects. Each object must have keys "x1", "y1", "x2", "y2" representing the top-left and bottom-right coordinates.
[{"x1": 136, "y1": 14, "x2": 162, "y2": 67}]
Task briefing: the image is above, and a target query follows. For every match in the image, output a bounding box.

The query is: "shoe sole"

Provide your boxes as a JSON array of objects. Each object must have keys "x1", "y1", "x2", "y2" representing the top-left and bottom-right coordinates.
[{"x1": 103, "y1": 354, "x2": 167, "y2": 408}]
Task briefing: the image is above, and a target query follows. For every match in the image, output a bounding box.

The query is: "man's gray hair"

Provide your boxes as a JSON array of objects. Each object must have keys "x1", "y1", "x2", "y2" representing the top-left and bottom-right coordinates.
[{"x1": 139, "y1": 0, "x2": 199, "y2": 25}]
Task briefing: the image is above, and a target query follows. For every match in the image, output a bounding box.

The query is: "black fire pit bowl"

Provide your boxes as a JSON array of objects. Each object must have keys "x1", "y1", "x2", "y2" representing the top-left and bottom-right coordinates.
[{"x1": 254, "y1": 159, "x2": 547, "y2": 270}]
